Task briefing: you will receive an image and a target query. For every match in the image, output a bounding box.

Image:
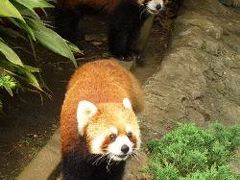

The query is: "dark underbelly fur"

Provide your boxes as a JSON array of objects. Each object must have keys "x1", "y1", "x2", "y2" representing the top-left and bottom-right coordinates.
[
  {"x1": 55, "y1": 0, "x2": 150, "y2": 60},
  {"x1": 62, "y1": 151, "x2": 126, "y2": 180}
]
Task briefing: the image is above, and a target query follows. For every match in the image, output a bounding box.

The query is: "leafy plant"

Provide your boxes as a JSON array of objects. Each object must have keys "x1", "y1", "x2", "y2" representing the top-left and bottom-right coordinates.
[
  {"x1": 146, "y1": 123, "x2": 240, "y2": 180},
  {"x1": 0, "y1": 0, "x2": 80, "y2": 109},
  {"x1": 0, "y1": 73, "x2": 18, "y2": 96}
]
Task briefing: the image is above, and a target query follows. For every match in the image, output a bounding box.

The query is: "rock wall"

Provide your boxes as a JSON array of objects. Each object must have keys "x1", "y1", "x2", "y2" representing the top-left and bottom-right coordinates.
[{"x1": 141, "y1": 0, "x2": 240, "y2": 141}]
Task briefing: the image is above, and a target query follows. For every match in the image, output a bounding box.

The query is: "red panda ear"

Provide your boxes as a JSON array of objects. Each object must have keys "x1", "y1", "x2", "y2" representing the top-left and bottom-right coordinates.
[
  {"x1": 138, "y1": 0, "x2": 145, "y2": 5},
  {"x1": 123, "y1": 98, "x2": 132, "y2": 110},
  {"x1": 76, "y1": 100, "x2": 97, "y2": 136}
]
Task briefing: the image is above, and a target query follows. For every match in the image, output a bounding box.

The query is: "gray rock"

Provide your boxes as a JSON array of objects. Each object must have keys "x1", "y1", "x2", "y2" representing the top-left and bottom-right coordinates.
[
  {"x1": 219, "y1": 0, "x2": 240, "y2": 7},
  {"x1": 141, "y1": 0, "x2": 240, "y2": 141}
]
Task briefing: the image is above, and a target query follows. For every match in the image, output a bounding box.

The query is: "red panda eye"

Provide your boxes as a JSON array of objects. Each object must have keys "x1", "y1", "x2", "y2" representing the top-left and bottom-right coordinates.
[
  {"x1": 127, "y1": 132, "x2": 133, "y2": 138},
  {"x1": 109, "y1": 133, "x2": 117, "y2": 142}
]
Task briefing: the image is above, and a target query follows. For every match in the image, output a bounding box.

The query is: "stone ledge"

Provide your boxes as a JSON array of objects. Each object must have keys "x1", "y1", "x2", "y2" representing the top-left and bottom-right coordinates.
[{"x1": 17, "y1": 130, "x2": 61, "y2": 180}]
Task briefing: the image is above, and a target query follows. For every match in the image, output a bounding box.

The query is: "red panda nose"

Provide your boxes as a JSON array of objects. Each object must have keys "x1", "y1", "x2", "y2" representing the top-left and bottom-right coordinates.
[
  {"x1": 156, "y1": 4, "x2": 162, "y2": 10},
  {"x1": 121, "y1": 144, "x2": 130, "y2": 154}
]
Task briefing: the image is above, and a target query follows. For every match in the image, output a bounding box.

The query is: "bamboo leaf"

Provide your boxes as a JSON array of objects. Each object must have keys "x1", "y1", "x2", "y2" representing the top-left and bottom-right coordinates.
[
  {"x1": 9, "y1": 18, "x2": 36, "y2": 40},
  {"x1": 14, "y1": 0, "x2": 54, "y2": 10},
  {"x1": 67, "y1": 41, "x2": 84, "y2": 55},
  {"x1": 24, "y1": 65, "x2": 40, "y2": 73},
  {"x1": 0, "y1": 0, "x2": 25, "y2": 22},
  {"x1": 27, "y1": 19, "x2": 78, "y2": 67},
  {"x1": 11, "y1": 0, "x2": 41, "y2": 20},
  {"x1": 12, "y1": 0, "x2": 54, "y2": 19},
  {"x1": 22, "y1": 68, "x2": 42, "y2": 90},
  {"x1": 0, "y1": 40, "x2": 24, "y2": 66}
]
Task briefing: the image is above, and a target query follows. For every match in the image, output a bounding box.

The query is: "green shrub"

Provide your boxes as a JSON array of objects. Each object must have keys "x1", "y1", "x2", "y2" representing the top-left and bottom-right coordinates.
[
  {"x1": 0, "y1": 0, "x2": 80, "y2": 109},
  {"x1": 146, "y1": 123, "x2": 240, "y2": 180}
]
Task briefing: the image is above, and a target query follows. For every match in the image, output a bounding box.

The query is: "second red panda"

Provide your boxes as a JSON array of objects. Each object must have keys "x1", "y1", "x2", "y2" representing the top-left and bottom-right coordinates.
[{"x1": 55, "y1": 0, "x2": 167, "y2": 60}]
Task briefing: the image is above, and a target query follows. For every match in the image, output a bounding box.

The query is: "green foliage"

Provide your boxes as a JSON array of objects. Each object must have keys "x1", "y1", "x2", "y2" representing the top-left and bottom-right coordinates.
[
  {"x1": 0, "y1": 73, "x2": 18, "y2": 112},
  {"x1": 0, "y1": 73, "x2": 18, "y2": 96},
  {"x1": 0, "y1": 0, "x2": 79, "y2": 101},
  {"x1": 146, "y1": 123, "x2": 240, "y2": 180}
]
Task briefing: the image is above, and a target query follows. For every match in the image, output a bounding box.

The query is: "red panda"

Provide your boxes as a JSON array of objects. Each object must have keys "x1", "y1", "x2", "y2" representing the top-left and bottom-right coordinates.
[
  {"x1": 60, "y1": 59, "x2": 144, "y2": 180},
  {"x1": 55, "y1": 0, "x2": 167, "y2": 61}
]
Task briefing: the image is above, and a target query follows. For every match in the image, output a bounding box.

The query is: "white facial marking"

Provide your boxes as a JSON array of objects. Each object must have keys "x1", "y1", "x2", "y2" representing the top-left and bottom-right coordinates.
[
  {"x1": 147, "y1": 0, "x2": 165, "y2": 14},
  {"x1": 108, "y1": 136, "x2": 134, "y2": 161},
  {"x1": 109, "y1": 127, "x2": 118, "y2": 134},
  {"x1": 76, "y1": 100, "x2": 97, "y2": 136},
  {"x1": 123, "y1": 98, "x2": 132, "y2": 109},
  {"x1": 126, "y1": 125, "x2": 132, "y2": 134},
  {"x1": 111, "y1": 154, "x2": 128, "y2": 161},
  {"x1": 91, "y1": 134, "x2": 105, "y2": 154}
]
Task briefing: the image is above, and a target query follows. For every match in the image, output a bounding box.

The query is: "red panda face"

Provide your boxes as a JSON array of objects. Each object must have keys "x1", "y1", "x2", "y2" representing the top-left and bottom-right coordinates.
[
  {"x1": 76, "y1": 98, "x2": 141, "y2": 161},
  {"x1": 141, "y1": 0, "x2": 168, "y2": 14}
]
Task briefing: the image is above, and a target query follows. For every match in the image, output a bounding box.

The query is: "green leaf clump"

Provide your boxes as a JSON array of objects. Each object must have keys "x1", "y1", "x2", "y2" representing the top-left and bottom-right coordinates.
[
  {"x1": 0, "y1": 0, "x2": 81, "y2": 110},
  {"x1": 0, "y1": 73, "x2": 17, "y2": 96},
  {"x1": 146, "y1": 123, "x2": 240, "y2": 180}
]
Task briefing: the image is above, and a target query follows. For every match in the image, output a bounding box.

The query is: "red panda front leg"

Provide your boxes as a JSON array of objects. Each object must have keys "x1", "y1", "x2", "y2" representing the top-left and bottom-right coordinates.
[
  {"x1": 62, "y1": 151, "x2": 126, "y2": 180},
  {"x1": 62, "y1": 153, "x2": 90, "y2": 180},
  {"x1": 108, "y1": 0, "x2": 142, "y2": 60},
  {"x1": 126, "y1": 12, "x2": 150, "y2": 65}
]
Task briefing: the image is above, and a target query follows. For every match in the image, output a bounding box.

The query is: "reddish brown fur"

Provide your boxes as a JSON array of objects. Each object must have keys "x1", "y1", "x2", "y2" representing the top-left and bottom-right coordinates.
[{"x1": 60, "y1": 59, "x2": 144, "y2": 154}]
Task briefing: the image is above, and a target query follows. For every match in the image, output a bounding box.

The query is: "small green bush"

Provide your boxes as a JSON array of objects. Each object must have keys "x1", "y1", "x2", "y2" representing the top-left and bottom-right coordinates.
[{"x1": 146, "y1": 123, "x2": 240, "y2": 180}]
